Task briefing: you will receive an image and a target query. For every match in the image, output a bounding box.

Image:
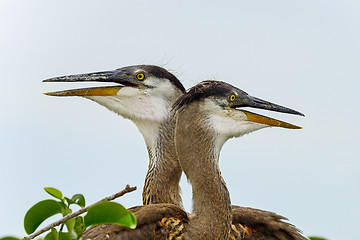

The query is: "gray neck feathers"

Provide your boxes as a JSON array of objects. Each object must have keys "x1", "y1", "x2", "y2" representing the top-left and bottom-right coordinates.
[
  {"x1": 142, "y1": 113, "x2": 183, "y2": 207},
  {"x1": 175, "y1": 104, "x2": 232, "y2": 239}
]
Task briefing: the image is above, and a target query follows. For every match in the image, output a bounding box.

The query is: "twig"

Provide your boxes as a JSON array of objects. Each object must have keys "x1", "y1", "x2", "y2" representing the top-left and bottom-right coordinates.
[{"x1": 25, "y1": 185, "x2": 137, "y2": 240}]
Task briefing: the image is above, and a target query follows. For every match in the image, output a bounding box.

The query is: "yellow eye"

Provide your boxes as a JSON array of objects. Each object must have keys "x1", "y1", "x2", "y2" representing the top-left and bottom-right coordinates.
[
  {"x1": 136, "y1": 72, "x2": 145, "y2": 81},
  {"x1": 230, "y1": 94, "x2": 236, "y2": 101}
]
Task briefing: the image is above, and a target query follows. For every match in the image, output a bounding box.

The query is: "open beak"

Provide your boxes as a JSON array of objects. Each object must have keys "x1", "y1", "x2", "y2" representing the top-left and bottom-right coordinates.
[
  {"x1": 43, "y1": 69, "x2": 138, "y2": 96},
  {"x1": 44, "y1": 86, "x2": 123, "y2": 96},
  {"x1": 232, "y1": 93, "x2": 304, "y2": 129},
  {"x1": 242, "y1": 110, "x2": 302, "y2": 129}
]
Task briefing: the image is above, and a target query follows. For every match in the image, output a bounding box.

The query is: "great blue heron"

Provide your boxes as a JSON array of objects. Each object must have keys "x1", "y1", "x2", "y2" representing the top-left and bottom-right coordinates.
[{"x1": 44, "y1": 67, "x2": 305, "y2": 239}]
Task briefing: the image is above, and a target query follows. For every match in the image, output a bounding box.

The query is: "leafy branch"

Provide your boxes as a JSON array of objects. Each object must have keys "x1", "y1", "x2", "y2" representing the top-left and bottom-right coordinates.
[
  {"x1": 1, "y1": 185, "x2": 331, "y2": 240},
  {"x1": 1, "y1": 185, "x2": 137, "y2": 240}
]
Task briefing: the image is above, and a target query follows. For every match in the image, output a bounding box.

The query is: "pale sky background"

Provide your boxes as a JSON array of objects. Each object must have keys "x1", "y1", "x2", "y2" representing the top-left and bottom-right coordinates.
[{"x1": 1, "y1": 1, "x2": 359, "y2": 239}]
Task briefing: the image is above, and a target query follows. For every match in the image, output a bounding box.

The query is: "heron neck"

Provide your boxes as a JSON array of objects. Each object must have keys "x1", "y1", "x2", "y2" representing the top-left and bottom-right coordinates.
[
  {"x1": 141, "y1": 116, "x2": 183, "y2": 207},
  {"x1": 175, "y1": 107, "x2": 232, "y2": 239}
]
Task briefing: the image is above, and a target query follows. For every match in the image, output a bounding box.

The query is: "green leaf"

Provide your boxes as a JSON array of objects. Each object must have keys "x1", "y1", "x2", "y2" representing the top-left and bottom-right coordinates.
[
  {"x1": 73, "y1": 216, "x2": 85, "y2": 236},
  {"x1": 24, "y1": 199, "x2": 63, "y2": 234},
  {"x1": 0, "y1": 236, "x2": 21, "y2": 240},
  {"x1": 71, "y1": 194, "x2": 86, "y2": 207},
  {"x1": 44, "y1": 229, "x2": 72, "y2": 240},
  {"x1": 44, "y1": 228, "x2": 58, "y2": 240},
  {"x1": 65, "y1": 197, "x2": 74, "y2": 206},
  {"x1": 66, "y1": 217, "x2": 75, "y2": 233},
  {"x1": 62, "y1": 208, "x2": 72, "y2": 216},
  {"x1": 58, "y1": 233, "x2": 72, "y2": 240},
  {"x1": 44, "y1": 187, "x2": 64, "y2": 201},
  {"x1": 84, "y1": 201, "x2": 136, "y2": 229}
]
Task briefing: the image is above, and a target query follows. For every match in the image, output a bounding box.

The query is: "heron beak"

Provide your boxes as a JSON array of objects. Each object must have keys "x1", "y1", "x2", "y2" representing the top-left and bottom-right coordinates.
[
  {"x1": 44, "y1": 86, "x2": 123, "y2": 96},
  {"x1": 242, "y1": 110, "x2": 302, "y2": 129},
  {"x1": 232, "y1": 93, "x2": 304, "y2": 129},
  {"x1": 43, "y1": 70, "x2": 137, "y2": 96}
]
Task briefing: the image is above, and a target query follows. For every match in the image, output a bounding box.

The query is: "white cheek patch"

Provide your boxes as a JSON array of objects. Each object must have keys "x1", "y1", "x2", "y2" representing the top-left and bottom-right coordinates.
[
  {"x1": 143, "y1": 77, "x2": 178, "y2": 100},
  {"x1": 116, "y1": 86, "x2": 141, "y2": 97},
  {"x1": 84, "y1": 83, "x2": 177, "y2": 148},
  {"x1": 205, "y1": 102, "x2": 268, "y2": 153},
  {"x1": 83, "y1": 79, "x2": 181, "y2": 148},
  {"x1": 143, "y1": 77, "x2": 162, "y2": 88},
  {"x1": 209, "y1": 110, "x2": 268, "y2": 137},
  {"x1": 86, "y1": 86, "x2": 169, "y2": 122}
]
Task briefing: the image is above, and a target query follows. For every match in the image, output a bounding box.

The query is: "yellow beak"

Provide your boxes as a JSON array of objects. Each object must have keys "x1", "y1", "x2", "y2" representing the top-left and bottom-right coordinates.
[
  {"x1": 44, "y1": 86, "x2": 122, "y2": 96},
  {"x1": 243, "y1": 110, "x2": 302, "y2": 129}
]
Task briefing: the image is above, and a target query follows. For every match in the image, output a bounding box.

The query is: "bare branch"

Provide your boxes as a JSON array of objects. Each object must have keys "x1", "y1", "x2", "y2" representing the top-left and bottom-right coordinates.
[{"x1": 25, "y1": 185, "x2": 137, "y2": 240}]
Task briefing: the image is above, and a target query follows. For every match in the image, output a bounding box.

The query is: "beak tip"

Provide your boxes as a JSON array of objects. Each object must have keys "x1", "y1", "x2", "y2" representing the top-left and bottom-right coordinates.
[
  {"x1": 292, "y1": 110, "x2": 305, "y2": 117},
  {"x1": 43, "y1": 78, "x2": 54, "y2": 82},
  {"x1": 287, "y1": 123, "x2": 302, "y2": 129}
]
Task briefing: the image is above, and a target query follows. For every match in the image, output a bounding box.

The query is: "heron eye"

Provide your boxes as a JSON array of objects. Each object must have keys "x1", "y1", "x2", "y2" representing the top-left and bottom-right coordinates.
[
  {"x1": 136, "y1": 73, "x2": 145, "y2": 81},
  {"x1": 229, "y1": 94, "x2": 236, "y2": 101}
]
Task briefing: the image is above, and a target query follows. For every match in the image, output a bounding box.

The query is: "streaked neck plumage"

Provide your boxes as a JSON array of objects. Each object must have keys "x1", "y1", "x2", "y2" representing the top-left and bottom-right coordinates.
[
  {"x1": 143, "y1": 115, "x2": 182, "y2": 207},
  {"x1": 174, "y1": 103, "x2": 232, "y2": 239}
]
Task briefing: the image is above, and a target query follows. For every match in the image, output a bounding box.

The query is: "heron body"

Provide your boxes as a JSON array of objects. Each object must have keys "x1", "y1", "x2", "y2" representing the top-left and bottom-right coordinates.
[{"x1": 45, "y1": 67, "x2": 306, "y2": 239}]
